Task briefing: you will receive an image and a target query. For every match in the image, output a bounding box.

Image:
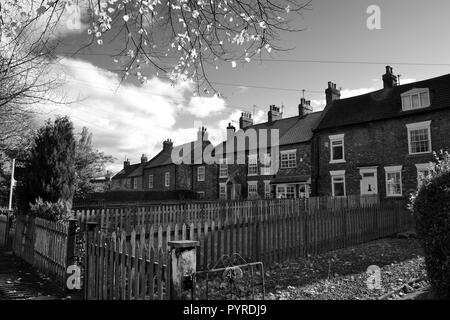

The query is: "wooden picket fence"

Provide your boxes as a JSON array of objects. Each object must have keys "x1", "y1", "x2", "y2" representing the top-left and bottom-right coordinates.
[
  {"x1": 33, "y1": 218, "x2": 71, "y2": 284},
  {"x1": 13, "y1": 215, "x2": 36, "y2": 265},
  {"x1": 197, "y1": 201, "x2": 414, "y2": 269},
  {"x1": 73, "y1": 195, "x2": 381, "y2": 235},
  {"x1": 12, "y1": 215, "x2": 73, "y2": 285},
  {"x1": 85, "y1": 228, "x2": 169, "y2": 300},
  {"x1": 85, "y1": 199, "x2": 413, "y2": 272}
]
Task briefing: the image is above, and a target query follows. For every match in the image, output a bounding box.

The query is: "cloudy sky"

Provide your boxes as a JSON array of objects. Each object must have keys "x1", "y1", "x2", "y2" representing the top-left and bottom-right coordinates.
[{"x1": 38, "y1": 0, "x2": 450, "y2": 173}]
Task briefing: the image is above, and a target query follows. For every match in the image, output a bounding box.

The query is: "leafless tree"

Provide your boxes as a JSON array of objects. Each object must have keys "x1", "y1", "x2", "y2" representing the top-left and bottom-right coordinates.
[
  {"x1": 2, "y1": 0, "x2": 312, "y2": 94},
  {"x1": 0, "y1": 1, "x2": 68, "y2": 151}
]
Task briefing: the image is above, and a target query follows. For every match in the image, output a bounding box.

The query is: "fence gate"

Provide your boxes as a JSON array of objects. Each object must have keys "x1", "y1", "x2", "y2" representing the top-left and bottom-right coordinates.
[
  {"x1": 84, "y1": 227, "x2": 169, "y2": 300},
  {"x1": 191, "y1": 254, "x2": 265, "y2": 300}
]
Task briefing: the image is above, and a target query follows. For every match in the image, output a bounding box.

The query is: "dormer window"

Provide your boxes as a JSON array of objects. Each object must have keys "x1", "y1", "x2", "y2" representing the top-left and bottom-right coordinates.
[{"x1": 401, "y1": 88, "x2": 430, "y2": 111}]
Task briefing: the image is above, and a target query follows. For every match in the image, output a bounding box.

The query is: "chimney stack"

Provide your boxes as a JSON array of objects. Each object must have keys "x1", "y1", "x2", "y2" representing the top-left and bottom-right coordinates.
[
  {"x1": 325, "y1": 82, "x2": 341, "y2": 105},
  {"x1": 382, "y1": 65, "x2": 398, "y2": 89},
  {"x1": 141, "y1": 154, "x2": 148, "y2": 163},
  {"x1": 197, "y1": 126, "x2": 208, "y2": 142},
  {"x1": 299, "y1": 98, "x2": 312, "y2": 117},
  {"x1": 163, "y1": 139, "x2": 173, "y2": 151},
  {"x1": 239, "y1": 112, "x2": 253, "y2": 129},
  {"x1": 268, "y1": 105, "x2": 282, "y2": 123},
  {"x1": 123, "y1": 158, "x2": 130, "y2": 168}
]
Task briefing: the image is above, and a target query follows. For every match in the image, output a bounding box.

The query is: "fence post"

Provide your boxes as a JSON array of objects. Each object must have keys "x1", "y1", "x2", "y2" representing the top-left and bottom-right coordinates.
[
  {"x1": 83, "y1": 221, "x2": 98, "y2": 300},
  {"x1": 65, "y1": 218, "x2": 80, "y2": 293},
  {"x1": 168, "y1": 240, "x2": 199, "y2": 300}
]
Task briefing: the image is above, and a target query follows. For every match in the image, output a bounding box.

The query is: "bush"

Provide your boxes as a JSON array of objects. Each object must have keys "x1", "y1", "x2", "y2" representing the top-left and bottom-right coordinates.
[
  {"x1": 29, "y1": 197, "x2": 71, "y2": 221},
  {"x1": 410, "y1": 151, "x2": 450, "y2": 299},
  {"x1": 16, "y1": 116, "x2": 76, "y2": 214},
  {"x1": 74, "y1": 189, "x2": 201, "y2": 204}
]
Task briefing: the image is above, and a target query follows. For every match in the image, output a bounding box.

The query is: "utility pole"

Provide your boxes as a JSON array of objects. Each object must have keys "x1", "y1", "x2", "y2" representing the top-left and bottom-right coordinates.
[{"x1": 8, "y1": 158, "x2": 15, "y2": 211}]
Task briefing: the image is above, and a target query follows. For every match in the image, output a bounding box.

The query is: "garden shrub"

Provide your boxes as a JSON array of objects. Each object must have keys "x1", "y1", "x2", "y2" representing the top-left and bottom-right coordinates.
[
  {"x1": 29, "y1": 197, "x2": 72, "y2": 222},
  {"x1": 410, "y1": 151, "x2": 450, "y2": 299}
]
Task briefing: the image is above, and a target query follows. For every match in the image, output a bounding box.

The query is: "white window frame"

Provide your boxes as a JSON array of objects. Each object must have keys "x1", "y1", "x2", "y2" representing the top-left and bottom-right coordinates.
[
  {"x1": 275, "y1": 184, "x2": 296, "y2": 199},
  {"x1": 197, "y1": 191, "x2": 205, "y2": 199},
  {"x1": 148, "y1": 174, "x2": 154, "y2": 189},
  {"x1": 401, "y1": 88, "x2": 431, "y2": 111},
  {"x1": 219, "y1": 158, "x2": 228, "y2": 178},
  {"x1": 330, "y1": 170, "x2": 346, "y2": 197},
  {"x1": 248, "y1": 154, "x2": 258, "y2": 176},
  {"x1": 197, "y1": 166, "x2": 205, "y2": 181},
  {"x1": 384, "y1": 165, "x2": 403, "y2": 197},
  {"x1": 298, "y1": 183, "x2": 310, "y2": 199},
  {"x1": 415, "y1": 163, "x2": 435, "y2": 185},
  {"x1": 164, "y1": 172, "x2": 170, "y2": 187},
  {"x1": 406, "y1": 121, "x2": 432, "y2": 155},
  {"x1": 329, "y1": 134, "x2": 345, "y2": 164},
  {"x1": 260, "y1": 153, "x2": 272, "y2": 175},
  {"x1": 248, "y1": 181, "x2": 258, "y2": 198},
  {"x1": 264, "y1": 180, "x2": 271, "y2": 199},
  {"x1": 280, "y1": 149, "x2": 297, "y2": 169}
]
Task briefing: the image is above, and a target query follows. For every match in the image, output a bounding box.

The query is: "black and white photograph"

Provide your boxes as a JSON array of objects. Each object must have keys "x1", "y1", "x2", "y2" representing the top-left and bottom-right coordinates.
[{"x1": 0, "y1": 0, "x2": 449, "y2": 309}]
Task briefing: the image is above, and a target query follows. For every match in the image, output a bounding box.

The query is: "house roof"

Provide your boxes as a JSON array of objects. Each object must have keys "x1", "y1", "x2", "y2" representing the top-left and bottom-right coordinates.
[
  {"x1": 111, "y1": 163, "x2": 141, "y2": 180},
  {"x1": 145, "y1": 140, "x2": 213, "y2": 169},
  {"x1": 216, "y1": 111, "x2": 323, "y2": 154},
  {"x1": 316, "y1": 73, "x2": 450, "y2": 131},
  {"x1": 128, "y1": 163, "x2": 144, "y2": 177}
]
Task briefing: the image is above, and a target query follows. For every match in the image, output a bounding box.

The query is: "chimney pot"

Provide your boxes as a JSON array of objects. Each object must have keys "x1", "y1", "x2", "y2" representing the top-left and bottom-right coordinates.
[
  {"x1": 239, "y1": 111, "x2": 253, "y2": 129},
  {"x1": 325, "y1": 81, "x2": 341, "y2": 105},
  {"x1": 382, "y1": 65, "x2": 397, "y2": 89},
  {"x1": 268, "y1": 104, "x2": 283, "y2": 123}
]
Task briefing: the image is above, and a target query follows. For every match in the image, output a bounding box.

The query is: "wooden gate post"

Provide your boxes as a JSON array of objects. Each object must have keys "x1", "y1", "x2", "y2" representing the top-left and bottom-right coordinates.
[
  {"x1": 168, "y1": 240, "x2": 199, "y2": 300},
  {"x1": 83, "y1": 221, "x2": 98, "y2": 300},
  {"x1": 65, "y1": 218, "x2": 79, "y2": 292}
]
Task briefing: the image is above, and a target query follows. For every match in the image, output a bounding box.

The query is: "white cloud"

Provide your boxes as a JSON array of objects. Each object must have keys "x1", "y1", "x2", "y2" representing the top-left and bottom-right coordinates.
[
  {"x1": 311, "y1": 99, "x2": 326, "y2": 111},
  {"x1": 39, "y1": 57, "x2": 227, "y2": 173},
  {"x1": 185, "y1": 95, "x2": 226, "y2": 118}
]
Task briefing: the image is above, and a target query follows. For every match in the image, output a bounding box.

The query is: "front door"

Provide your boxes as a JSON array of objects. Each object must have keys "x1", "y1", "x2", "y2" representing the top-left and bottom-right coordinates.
[{"x1": 360, "y1": 168, "x2": 378, "y2": 195}]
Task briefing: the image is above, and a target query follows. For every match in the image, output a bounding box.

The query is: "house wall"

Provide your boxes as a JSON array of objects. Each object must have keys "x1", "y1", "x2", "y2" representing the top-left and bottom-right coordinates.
[
  {"x1": 314, "y1": 108, "x2": 450, "y2": 198},
  {"x1": 191, "y1": 164, "x2": 218, "y2": 199},
  {"x1": 217, "y1": 142, "x2": 313, "y2": 199},
  {"x1": 143, "y1": 165, "x2": 177, "y2": 191}
]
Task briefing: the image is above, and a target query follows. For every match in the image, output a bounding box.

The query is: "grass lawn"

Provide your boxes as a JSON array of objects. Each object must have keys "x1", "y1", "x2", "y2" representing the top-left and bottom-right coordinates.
[{"x1": 263, "y1": 237, "x2": 426, "y2": 300}]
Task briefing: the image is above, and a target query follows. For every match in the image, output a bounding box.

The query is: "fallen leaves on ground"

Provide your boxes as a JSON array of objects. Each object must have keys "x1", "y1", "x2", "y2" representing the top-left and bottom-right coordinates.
[{"x1": 262, "y1": 237, "x2": 426, "y2": 300}]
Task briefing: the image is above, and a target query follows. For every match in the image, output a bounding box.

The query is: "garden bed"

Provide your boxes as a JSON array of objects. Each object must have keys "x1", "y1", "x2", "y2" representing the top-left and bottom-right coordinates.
[{"x1": 262, "y1": 237, "x2": 427, "y2": 300}]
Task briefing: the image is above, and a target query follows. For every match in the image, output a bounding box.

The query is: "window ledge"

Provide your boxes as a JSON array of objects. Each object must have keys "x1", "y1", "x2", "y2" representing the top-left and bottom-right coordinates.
[
  {"x1": 330, "y1": 159, "x2": 346, "y2": 164},
  {"x1": 247, "y1": 173, "x2": 258, "y2": 177},
  {"x1": 408, "y1": 152, "x2": 432, "y2": 156},
  {"x1": 386, "y1": 195, "x2": 403, "y2": 198}
]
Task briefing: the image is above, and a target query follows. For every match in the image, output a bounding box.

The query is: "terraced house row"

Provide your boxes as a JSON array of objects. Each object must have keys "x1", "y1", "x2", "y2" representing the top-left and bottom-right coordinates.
[{"x1": 111, "y1": 66, "x2": 450, "y2": 201}]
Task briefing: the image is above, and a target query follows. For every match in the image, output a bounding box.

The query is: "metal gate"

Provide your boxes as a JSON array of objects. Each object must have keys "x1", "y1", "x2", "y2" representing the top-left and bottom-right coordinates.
[{"x1": 191, "y1": 254, "x2": 265, "y2": 300}]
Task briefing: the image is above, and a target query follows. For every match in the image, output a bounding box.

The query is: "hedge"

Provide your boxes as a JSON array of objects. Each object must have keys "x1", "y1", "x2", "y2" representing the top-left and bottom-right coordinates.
[{"x1": 411, "y1": 171, "x2": 450, "y2": 299}]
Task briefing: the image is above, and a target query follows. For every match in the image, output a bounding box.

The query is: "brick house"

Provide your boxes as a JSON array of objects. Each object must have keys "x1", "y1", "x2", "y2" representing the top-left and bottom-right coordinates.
[
  {"x1": 312, "y1": 66, "x2": 450, "y2": 199},
  {"x1": 215, "y1": 102, "x2": 323, "y2": 200},
  {"x1": 142, "y1": 128, "x2": 218, "y2": 200},
  {"x1": 110, "y1": 158, "x2": 144, "y2": 191}
]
